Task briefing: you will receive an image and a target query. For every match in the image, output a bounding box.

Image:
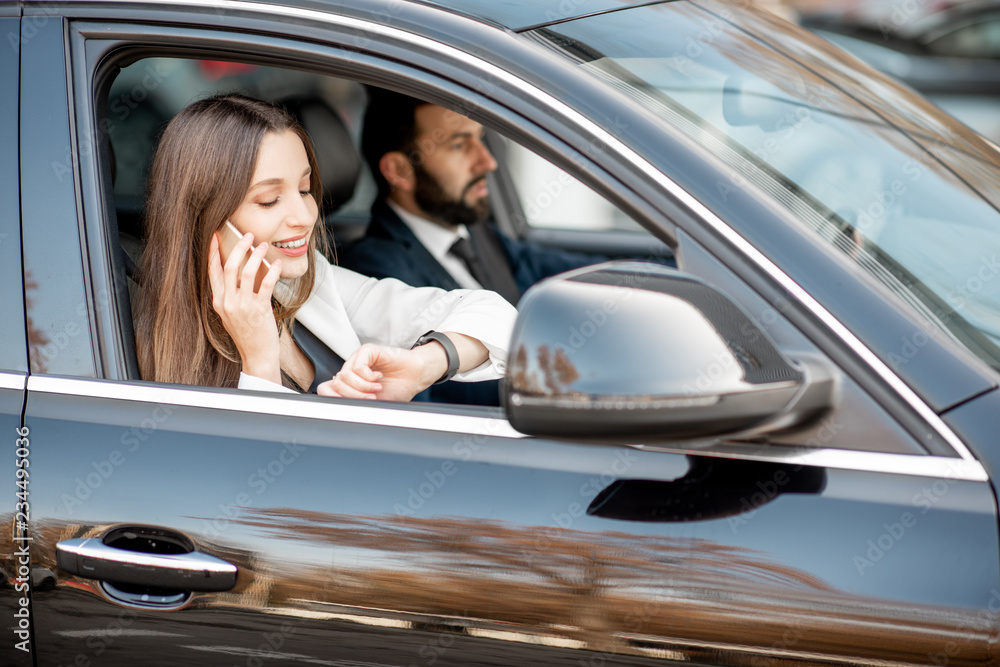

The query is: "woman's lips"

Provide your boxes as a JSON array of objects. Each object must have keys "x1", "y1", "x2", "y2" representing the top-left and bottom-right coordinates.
[
  {"x1": 272, "y1": 235, "x2": 308, "y2": 257},
  {"x1": 274, "y1": 243, "x2": 308, "y2": 257}
]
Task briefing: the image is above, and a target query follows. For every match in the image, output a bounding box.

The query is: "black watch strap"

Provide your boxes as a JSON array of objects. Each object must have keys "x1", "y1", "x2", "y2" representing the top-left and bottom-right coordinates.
[{"x1": 411, "y1": 331, "x2": 460, "y2": 385}]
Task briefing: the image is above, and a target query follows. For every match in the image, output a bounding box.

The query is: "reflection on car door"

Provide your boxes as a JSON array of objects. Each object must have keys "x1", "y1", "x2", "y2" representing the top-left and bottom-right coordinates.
[{"x1": 23, "y1": 379, "x2": 1000, "y2": 666}]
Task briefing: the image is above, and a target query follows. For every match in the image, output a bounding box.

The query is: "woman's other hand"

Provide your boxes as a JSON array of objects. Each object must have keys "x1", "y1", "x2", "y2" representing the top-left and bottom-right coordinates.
[
  {"x1": 317, "y1": 333, "x2": 489, "y2": 402},
  {"x1": 208, "y1": 231, "x2": 283, "y2": 384},
  {"x1": 316, "y1": 343, "x2": 439, "y2": 402}
]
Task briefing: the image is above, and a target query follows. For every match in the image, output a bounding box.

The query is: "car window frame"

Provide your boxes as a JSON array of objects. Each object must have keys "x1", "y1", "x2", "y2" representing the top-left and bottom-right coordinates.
[{"x1": 56, "y1": 5, "x2": 989, "y2": 482}]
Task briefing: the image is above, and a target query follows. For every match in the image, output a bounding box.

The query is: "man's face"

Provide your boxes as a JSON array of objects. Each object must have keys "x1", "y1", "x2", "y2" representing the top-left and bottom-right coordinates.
[{"x1": 409, "y1": 104, "x2": 497, "y2": 227}]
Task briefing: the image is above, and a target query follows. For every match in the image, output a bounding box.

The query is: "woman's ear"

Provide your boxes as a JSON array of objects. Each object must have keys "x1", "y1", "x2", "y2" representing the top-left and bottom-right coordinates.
[{"x1": 379, "y1": 151, "x2": 415, "y2": 193}]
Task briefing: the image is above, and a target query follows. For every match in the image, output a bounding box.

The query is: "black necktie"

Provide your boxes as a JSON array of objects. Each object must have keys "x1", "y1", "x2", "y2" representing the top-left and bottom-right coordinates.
[{"x1": 449, "y1": 229, "x2": 520, "y2": 305}]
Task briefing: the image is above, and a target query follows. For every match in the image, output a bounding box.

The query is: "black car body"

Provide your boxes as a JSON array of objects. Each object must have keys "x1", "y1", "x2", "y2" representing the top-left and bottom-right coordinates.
[{"x1": 4, "y1": 0, "x2": 1000, "y2": 665}]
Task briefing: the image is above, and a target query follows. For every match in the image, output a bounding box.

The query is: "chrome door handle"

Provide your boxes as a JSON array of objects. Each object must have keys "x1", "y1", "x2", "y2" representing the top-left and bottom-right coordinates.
[{"x1": 56, "y1": 538, "x2": 237, "y2": 592}]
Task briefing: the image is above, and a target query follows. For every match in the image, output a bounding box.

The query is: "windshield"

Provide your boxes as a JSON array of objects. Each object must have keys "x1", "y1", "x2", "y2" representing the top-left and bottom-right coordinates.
[{"x1": 531, "y1": 0, "x2": 1000, "y2": 371}]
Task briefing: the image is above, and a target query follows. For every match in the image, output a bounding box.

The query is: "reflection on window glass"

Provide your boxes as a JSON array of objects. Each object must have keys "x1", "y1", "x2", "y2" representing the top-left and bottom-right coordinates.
[
  {"x1": 23, "y1": 247, "x2": 97, "y2": 377},
  {"x1": 500, "y1": 137, "x2": 641, "y2": 232},
  {"x1": 537, "y1": 0, "x2": 1000, "y2": 370},
  {"x1": 932, "y1": 20, "x2": 1000, "y2": 58}
]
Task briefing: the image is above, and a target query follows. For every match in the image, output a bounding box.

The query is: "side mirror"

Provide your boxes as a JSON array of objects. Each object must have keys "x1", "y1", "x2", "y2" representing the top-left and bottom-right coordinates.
[{"x1": 502, "y1": 261, "x2": 836, "y2": 440}]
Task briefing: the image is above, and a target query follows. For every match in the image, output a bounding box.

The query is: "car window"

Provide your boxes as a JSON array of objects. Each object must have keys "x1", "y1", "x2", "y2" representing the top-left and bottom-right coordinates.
[
  {"x1": 20, "y1": 22, "x2": 99, "y2": 378},
  {"x1": 533, "y1": 0, "x2": 1000, "y2": 373},
  {"x1": 500, "y1": 136, "x2": 644, "y2": 233},
  {"x1": 105, "y1": 56, "x2": 643, "y2": 402},
  {"x1": 0, "y1": 22, "x2": 26, "y2": 374},
  {"x1": 62, "y1": 21, "x2": 952, "y2": 461},
  {"x1": 81, "y1": 41, "x2": 944, "y2": 455}
]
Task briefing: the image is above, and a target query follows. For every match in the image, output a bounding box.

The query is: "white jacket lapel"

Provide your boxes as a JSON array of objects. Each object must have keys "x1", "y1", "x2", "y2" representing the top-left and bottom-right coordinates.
[{"x1": 274, "y1": 255, "x2": 361, "y2": 360}]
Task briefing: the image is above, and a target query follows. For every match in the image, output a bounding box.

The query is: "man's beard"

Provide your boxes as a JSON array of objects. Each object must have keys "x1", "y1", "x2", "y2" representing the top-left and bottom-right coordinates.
[{"x1": 412, "y1": 163, "x2": 490, "y2": 227}]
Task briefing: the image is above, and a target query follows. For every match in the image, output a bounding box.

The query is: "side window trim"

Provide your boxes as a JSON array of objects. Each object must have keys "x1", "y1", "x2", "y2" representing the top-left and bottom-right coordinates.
[
  {"x1": 25, "y1": 375, "x2": 990, "y2": 482},
  {"x1": 0, "y1": 373, "x2": 27, "y2": 392}
]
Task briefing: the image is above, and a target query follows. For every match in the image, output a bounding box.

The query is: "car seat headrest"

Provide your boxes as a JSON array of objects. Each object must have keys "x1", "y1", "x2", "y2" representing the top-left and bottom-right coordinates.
[{"x1": 279, "y1": 95, "x2": 361, "y2": 215}]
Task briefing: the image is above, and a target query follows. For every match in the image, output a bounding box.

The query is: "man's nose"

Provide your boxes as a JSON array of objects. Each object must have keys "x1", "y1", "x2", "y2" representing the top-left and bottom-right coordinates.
[{"x1": 474, "y1": 140, "x2": 497, "y2": 173}]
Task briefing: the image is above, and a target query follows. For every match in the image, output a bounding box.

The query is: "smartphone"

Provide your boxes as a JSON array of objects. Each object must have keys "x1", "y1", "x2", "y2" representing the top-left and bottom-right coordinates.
[{"x1": 218, "y1": 220, "x2": 271, "y2": 292}]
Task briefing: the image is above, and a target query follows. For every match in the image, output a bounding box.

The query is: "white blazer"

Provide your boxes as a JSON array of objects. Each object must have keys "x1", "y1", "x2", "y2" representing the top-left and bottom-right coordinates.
[{"x1": 238, "y1": 250, "x2": 516, "y2": 392}]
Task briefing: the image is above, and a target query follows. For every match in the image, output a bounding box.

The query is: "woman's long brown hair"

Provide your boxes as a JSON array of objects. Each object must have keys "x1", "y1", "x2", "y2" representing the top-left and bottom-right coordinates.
[{"x1": 135, "y1": 93, "x2": 327, "y2": 387}]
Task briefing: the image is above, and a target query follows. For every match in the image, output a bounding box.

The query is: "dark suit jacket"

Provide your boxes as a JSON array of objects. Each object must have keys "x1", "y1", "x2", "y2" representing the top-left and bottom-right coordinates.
[
  {"x1": 339, "y1": 201, "x2": 606, "y2": 405},
  {"x1": 341, "y1": 201, "x2": 604, "y2": 296}
]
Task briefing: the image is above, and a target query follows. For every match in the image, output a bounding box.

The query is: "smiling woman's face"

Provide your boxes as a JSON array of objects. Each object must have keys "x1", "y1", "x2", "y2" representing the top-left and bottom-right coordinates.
[{"x1": 227, "y1": 129, "x2": 318, "y2": 280}]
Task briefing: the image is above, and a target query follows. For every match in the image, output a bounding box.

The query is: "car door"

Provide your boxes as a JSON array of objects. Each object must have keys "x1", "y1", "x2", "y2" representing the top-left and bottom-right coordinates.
[
  {"x1": 2, "y1": 7, "x2": 35, "y2": 666},
  {"x1": 19, "y1": 3, "x2": 1000, "y2": 667}
]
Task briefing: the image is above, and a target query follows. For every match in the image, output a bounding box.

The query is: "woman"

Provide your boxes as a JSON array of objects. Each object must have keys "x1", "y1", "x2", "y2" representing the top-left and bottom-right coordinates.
[{"x1": 134, "y1": 93, "x2": 514, "y2": 400}]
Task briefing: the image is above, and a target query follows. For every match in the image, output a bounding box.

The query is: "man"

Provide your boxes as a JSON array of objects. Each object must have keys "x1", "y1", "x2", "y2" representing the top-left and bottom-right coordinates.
[
  {"x1": 340, "y1": 88, "x2": 610, "y2": 404},
  {"x1": 341, "y1": 87, "x2": 606, "y2": 304}
]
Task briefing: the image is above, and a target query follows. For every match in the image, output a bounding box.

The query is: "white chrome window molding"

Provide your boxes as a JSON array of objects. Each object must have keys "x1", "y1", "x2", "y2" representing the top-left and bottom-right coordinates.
[
  {"x1": 81, "y1": 0, "x2": 982, "y2": 468},
  {"x1": 28, "y1": 376, "x2": 989, "y2": 481},
  {"x1": 27, "y1": 375, "x2": 523, "y2": 438},
  {"x1": 633, "y1": 443, "x2": 988, "y2": 482},
  {"x1": 0, "y1": 372, "x2": 26, "y2": 391}
]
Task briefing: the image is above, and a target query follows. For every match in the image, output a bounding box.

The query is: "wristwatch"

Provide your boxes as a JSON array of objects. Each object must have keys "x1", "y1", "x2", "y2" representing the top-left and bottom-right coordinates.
[{"x1": 411, "y1": 330, "x2": 459, "y2": 384}]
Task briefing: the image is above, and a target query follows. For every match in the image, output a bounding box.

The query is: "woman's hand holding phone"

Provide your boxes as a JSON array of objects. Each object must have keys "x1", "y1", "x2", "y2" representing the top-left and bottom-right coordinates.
[
  {"x1": 208, "y1": 222, "x2": 284, "y2": 385},
  {"x1": 218, "y1": 220, "x2": 272, "y2": 292}
]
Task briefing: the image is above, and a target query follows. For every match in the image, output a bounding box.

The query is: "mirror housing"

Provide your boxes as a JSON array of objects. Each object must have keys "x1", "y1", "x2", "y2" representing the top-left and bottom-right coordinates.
[{"x1": 502, "y1": 262, "x2": 836, "y2": 440}]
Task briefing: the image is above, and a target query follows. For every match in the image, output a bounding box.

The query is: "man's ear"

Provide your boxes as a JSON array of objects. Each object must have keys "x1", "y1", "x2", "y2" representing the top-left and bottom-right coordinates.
[{"x1": 380, "y1": 151, "x2": 415, "y2": 193}]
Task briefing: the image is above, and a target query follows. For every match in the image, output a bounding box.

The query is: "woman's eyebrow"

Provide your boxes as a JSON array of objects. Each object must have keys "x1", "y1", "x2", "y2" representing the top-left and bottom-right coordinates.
[
  {"x1": 249, "y1": 168, "x2": 311, "y2": 191},
  {"x1": 249, "y1": 177, "x2": 283, "y2": 190}
]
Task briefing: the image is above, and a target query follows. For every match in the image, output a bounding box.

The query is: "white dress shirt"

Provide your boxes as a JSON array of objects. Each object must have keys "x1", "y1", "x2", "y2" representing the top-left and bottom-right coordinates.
[{"x1": 388, "y1": 201, "x2": 484, "y2": 290}]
